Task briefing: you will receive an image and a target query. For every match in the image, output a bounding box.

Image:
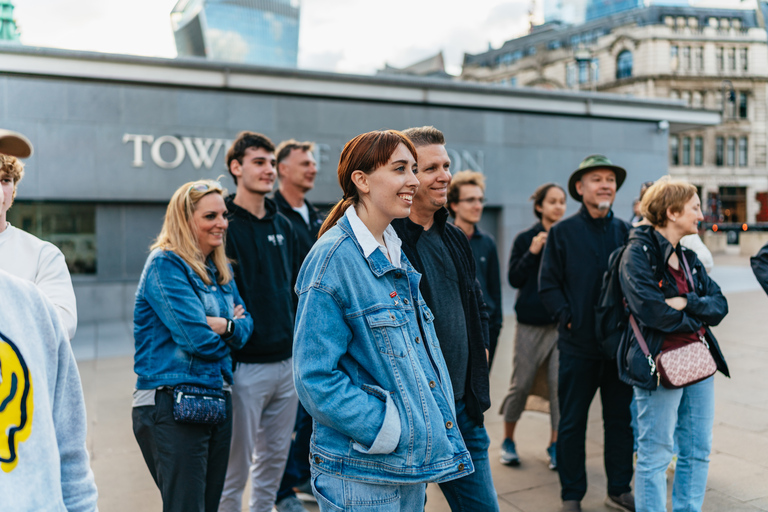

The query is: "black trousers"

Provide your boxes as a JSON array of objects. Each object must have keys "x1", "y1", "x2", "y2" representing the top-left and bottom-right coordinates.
[
  {"x1": 132, "y1": 389, "x2": 233, "y2": 512},
  {"x1": 557, "y1": 351, "x2": 634, "y2": 502}
]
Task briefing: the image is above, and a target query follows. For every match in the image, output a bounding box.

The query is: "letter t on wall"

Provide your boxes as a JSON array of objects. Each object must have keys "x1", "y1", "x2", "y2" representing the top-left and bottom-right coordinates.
[{"x1": 122, "y1": 134, "x2": 155, "y2": 167}]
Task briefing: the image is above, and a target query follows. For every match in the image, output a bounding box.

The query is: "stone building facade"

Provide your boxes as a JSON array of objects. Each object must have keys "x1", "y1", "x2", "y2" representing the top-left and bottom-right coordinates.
[{"x1": 462, "y1": 5, "x2": 768, "y2": 223}]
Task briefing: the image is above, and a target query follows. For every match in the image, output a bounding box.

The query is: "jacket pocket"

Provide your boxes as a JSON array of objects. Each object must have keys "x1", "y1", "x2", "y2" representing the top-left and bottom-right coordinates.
[
  {"x1": 419, "y1": 303, "x2": 440, "y2": 349},
  {"x1": 366, "y1": 308, "x2": 412, "y2": 358},
  {"x1": 191, "y1": 277, "x2": 220, "y2": 316}
]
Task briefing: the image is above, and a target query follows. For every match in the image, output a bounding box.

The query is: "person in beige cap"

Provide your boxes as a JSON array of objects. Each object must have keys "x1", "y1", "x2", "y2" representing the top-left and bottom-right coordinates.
[{"x1": 0, "y1": 130, "x2": 78, "y2": 339}]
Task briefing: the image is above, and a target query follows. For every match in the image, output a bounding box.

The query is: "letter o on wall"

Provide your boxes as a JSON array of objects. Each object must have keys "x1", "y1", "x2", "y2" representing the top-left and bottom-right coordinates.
[{"x1": 151, "y1": 136, "x2": 185, "y2": 169}]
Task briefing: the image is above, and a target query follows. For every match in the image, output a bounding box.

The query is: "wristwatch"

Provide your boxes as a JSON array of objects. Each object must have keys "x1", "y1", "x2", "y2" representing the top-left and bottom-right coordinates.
[{"x1": 224, "y1": 318, "x2": 235, "y2": 339}]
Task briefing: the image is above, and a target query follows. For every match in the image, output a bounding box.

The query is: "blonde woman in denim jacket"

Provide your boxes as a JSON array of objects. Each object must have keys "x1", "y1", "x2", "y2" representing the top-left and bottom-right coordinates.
[
  {"x1": 132, "y1": 180, "x2": 253, "y2": 512},
  {"x1": 293, "y1": 131, "x2": 472, "y2": 511}
]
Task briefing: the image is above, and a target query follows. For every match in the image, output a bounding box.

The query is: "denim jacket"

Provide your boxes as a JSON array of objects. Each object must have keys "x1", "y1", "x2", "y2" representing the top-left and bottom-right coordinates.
[
  {"x1": 293, "y1": 215, "x2": 473, "y2": 485},
  {"x1": 134, "y1": 249, "x2": 253, "y2": 389}
]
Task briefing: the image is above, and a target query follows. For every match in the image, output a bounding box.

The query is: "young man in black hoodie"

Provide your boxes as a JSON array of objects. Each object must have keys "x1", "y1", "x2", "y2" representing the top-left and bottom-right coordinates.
[
  {"x1": 538, "y1": 155, "x2": 635, "y2": 512},
  {"x1": 219, "y1": 132, "x2": 301, "y2": 512},
  {"x1": 272, "y1": 139, "x2": 324, "y2": 512},
  {"x1": 392, "y1": 126, "x2": 498, "y2": 512}
]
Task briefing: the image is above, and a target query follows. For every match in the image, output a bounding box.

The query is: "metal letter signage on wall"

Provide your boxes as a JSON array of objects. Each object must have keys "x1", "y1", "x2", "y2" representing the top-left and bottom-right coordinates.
[{"x1": 123, "y1": 133, "x2": 232, "y2": 170}]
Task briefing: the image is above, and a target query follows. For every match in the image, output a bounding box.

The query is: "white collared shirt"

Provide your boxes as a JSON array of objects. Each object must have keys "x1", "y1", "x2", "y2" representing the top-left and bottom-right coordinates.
[{"x1": 344, "y1": 206, "x2": 403, "y2": 269}]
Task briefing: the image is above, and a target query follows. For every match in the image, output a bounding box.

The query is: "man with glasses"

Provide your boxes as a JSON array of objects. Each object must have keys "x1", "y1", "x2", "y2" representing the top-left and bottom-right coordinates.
[
  {"x1": 447, "y1": 170, "x2": 502, "y2": 368},
  {"x1": 219, "y1": 131, "x2": 302, "y2": 512}
]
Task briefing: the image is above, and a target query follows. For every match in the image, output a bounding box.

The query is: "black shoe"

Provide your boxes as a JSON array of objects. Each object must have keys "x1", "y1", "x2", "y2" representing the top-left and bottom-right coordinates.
[
  {"x1": 561, "y1": 500, "x2": 581, "y2": 512},
  {"x1": 605, "y1": 492, "x2": 635, "y2": 512}
]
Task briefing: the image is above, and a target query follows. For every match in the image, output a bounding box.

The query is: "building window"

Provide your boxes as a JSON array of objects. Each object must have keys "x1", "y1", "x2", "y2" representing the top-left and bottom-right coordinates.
[
  {"x1": 739, "y1": 92, "x2": 748, "y2": 118},
  {"x1": 548, "y1": 40, "x2": 561, "y2": 50},
  {"x1": 670, "y1": 136, "x2": 680, "y2": 165},
  {"x1": 592, "y1": 59, "x2": 599, "y2": 83},
  {"x1": 739, "y1": 137, "x2": 748, "y2": 166},
  {"x1": 670, "y1": 90, "x2": 679, "y2": 100},
  {"x1": 692, "y1": 91, "x2": 702, "y2": 108},
  {"x1": 578, "y1": 60, "x2": 589, "y2": 84},
  {"x1": 616, "y1": 50, "x2": 632, "y2": 79},
  {"x1": 682, "y1": 46, "x2": 691, "y2": 69},
  {"x1": 716, "y1": 137, "x2": 724, "y2": 166},
  {"x1": 728, "y1": 48, "x2": 736, "y2": 70},
  {"x1": 670, "y1": 45, "x2": 679, "y2": 70},
  {"x1": 716, "y1": 47, "x2": 724, "y2": 71},
  {"x1": 566, "y1": 62, "x2": 576, "y2": 87},
  {"x1": 6, "y1": 202, "x2": 97, "y2": 275},
  {"x1": 682, "y1": 137, "x2": 691, "y2": 165},
  {"x1": 740, "y1": 47, "x2": 748, "y2": 71},
  {"x1": 681, "y1": 90, "x2": 691, "y2": 106},
  {"x1": 727, "y1": 137, "x2": 736, "y2": 166},
  {"x1": 694, "y1": 136, "x2": 703, "y2": 166},
  {"x1": 695, "y1": 47, "x2": 704, "y2": 71}
]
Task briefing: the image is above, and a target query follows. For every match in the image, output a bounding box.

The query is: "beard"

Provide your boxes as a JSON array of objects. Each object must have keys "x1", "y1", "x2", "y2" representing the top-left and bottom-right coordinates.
[{"x1": 597, "y1": 201, "x2": 612, "y2": 210}]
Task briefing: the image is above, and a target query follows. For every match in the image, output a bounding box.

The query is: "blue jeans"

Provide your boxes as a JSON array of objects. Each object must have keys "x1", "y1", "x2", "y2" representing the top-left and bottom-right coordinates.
[
  {"x1": 634, "y1": 376, "x2": 715, "y2": 512},
  {"x1": 437, "y1": 399, "x2": 499, "y2": 512},
  {"x1": 311, "y1": 470, "x2": 426, "y2": 511}
]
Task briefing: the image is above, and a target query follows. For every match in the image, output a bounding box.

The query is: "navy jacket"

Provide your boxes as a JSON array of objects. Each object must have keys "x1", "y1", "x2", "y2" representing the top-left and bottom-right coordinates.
[
  {"x1": 751, "y1": 241, "x2": 768, "y2": 296},
  {"x1": 618, "y1": 225, "x2": 729, "y2": 389},
  {"x1": 225, "y1": 195, "x2": 301, "y2": 364},
  {"x1": 468, "y1": 227, "x2": 503, "y2": 335},
  {"x1": 273, "y1": 189, "x2": 325, "y2": 261},
  {"x1": 392, "y1": 208, "x2": 491, "y2": 426},
  {"x1": 508, "y1": 222, "x2": 555, "y2": 326},
  {"x1": 538, "y1": 205, "x2": 630, "y2": 359}
]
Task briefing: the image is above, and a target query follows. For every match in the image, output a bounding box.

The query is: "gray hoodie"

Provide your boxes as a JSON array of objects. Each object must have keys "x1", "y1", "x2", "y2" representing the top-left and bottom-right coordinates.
[{"x1": 0, "y1": 269, "x2": 97, "y2": 511}]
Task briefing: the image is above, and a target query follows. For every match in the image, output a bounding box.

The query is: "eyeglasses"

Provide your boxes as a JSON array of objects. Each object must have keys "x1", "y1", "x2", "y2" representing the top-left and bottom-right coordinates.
[
  {"x1": 188, "y1": 180, "x2": 222, "y2": 193},
  {"x1": 457, "y1": 197, "x2": 486, "y2": 205}
]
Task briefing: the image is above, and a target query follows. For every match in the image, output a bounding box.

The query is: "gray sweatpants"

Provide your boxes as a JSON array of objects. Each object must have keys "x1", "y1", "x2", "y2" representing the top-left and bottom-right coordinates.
[
  {"x1": 218, "y1": 358, "x2": 298, "y2": 512},
  {"x1": 499, "y1": 322, "x2": 560, "y2": 430}
]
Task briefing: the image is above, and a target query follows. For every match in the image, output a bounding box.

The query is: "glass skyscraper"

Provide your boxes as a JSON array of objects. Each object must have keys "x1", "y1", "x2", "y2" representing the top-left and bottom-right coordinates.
[
  {"x1": 171, "y1": 0, "x2": 300, "y2": 68},
  {"x1": 544, "y1": 0, "x2": 690, "y2": 24}
]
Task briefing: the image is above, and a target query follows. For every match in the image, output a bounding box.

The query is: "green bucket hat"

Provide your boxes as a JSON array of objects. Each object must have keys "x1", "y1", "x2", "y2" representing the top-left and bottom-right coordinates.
[{"x1": 568, "y1": 154, "x2": 626, "y2": 202}]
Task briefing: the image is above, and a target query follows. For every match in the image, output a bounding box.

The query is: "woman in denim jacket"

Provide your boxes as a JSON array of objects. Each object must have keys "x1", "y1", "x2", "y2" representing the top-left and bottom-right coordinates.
[
  {"x1": 293, "y1": 130, "x2": 473, "y2": 511},
  {"x1": 132, "y1": 180, "x2": 253, "y2": 512}
]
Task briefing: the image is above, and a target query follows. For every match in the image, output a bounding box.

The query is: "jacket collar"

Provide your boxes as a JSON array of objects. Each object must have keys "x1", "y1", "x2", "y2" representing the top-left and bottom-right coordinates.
[
  {"x1": 225, "y1": 194, "x2": 277, "y2": 221},
  {"x1": 337, "y1": 216, "x2": 405, "y2": 278},
  {"x1": 398, "y1": 207, "x2": 450, "y2": 244},
  {"x1": 273, "y1": 189, "x2": 319, "y2": 216},
  {"x1": 628, "y1": 224, "x2": 679, "y2": 265},
  {"x1": 578, "y1": 204, "x2": 614, "y2": 228}
]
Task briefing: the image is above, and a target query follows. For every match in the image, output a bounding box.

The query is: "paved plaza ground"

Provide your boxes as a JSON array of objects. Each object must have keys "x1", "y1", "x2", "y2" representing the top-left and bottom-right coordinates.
[{"x1": 76, "y1": 255, "x2": 768, "y2": 511}]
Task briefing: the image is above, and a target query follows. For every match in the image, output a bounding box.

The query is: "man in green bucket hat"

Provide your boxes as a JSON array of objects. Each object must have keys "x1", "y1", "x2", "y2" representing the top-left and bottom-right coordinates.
[{"x1": 539, "y1": 155, "x2": 635, "y2": 512}]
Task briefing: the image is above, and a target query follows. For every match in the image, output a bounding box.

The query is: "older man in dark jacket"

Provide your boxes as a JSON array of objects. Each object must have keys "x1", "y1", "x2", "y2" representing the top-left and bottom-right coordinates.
[
  {"x1": 539, "y1": 155, "x2": 635, "y2": 512},
  {"x1": 393, "y1": 126, "x2": 497, "y2": 512}
]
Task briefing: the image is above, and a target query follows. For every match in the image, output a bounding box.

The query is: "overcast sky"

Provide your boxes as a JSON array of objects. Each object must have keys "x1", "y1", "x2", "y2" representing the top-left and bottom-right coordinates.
[{"x1": 13, "y1": 0, "x2": 532, "y2": 75}]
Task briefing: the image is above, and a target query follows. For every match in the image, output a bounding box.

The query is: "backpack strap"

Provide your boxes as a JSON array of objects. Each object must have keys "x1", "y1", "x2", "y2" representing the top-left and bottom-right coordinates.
[{"x1": 680, "y1": 251, "x2": 695, "y2": 291}]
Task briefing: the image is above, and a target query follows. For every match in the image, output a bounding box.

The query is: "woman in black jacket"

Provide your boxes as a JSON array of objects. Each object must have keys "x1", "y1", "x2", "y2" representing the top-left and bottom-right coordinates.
[
  {"x1": 618, "y1": 177, "x2": 729, "y2": 512},
  {"x1": 499, "y1": 183, "x2": 566, "y2": 469}
]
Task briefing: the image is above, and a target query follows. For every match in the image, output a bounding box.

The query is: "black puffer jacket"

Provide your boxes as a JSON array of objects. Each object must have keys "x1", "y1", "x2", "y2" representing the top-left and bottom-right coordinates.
[{"x1": 617, "y1": 225, "x2": 730, "y2": 390}]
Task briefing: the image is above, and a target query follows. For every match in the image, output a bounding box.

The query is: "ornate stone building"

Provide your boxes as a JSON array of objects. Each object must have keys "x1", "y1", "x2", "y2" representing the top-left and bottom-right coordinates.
[{"x1": 461, "y1": 5, "x2": 768, "y2": 223}]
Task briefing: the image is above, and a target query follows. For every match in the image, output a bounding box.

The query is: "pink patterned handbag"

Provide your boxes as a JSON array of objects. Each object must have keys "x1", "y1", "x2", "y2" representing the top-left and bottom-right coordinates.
[{"x1": 629, "y1": 255, "x2": 717, "y2": 389}]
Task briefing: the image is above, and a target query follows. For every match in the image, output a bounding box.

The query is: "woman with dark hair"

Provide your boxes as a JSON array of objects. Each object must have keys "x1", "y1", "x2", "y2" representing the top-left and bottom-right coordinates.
[
  {"x1": 499, "y1": 183, "x2": 566, "y2": 469},
  {"x1": 132, "y1": 180, "x2": 253, "y2": 512},
  {"x1": 292, "y1": 130, "x2": 472, "y2": 511},
  {"x1": 618, "y1": 177, "x2": 729, "y2": 511}
]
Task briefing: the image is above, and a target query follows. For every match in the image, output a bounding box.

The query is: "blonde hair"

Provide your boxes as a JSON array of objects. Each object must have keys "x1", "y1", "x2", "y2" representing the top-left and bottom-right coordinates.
[
  {"x1": 640, "y1": 176, "x2": 697, "y2": 228},
  {"x1": 0, "y1": 154, "x2": 24, "y2": 199},
  {"x1": 151, "y1": 180, "x2": 232, "y2": 285},
  {"x1": 447, "y1": 170, "x2": 486, "y2": 216}
]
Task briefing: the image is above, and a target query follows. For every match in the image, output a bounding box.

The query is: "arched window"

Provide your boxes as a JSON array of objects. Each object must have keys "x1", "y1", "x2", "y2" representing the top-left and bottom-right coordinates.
[{"x1": 616, "y1": 50, "x2": 633, "y2": 79}]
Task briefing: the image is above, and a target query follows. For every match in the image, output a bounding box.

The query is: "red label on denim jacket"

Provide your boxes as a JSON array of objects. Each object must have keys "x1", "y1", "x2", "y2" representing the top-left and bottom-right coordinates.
[{"x1": 390, "y1": 291, "x2": 397, "y2": 298}]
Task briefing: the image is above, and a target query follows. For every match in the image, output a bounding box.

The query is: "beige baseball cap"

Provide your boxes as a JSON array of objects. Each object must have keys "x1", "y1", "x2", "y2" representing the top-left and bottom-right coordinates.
[{"x1": 0, "y1": 129, "x2": 33, "y2": 158}]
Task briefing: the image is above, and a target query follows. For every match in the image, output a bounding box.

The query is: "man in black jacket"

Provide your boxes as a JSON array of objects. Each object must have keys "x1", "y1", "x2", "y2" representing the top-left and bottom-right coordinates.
[
  {"x1": 393, "y1": 126, "x2": 498, "y2": 512},
  {"x1": 539, "y1": 155, "x2": 635, "y2": 512},
  {"x1": 219, "y1": 132, "x2": 302, "y2": 512},
  {"x1": 273, "y1": 139, "x2": 324, "y2": 512}
]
